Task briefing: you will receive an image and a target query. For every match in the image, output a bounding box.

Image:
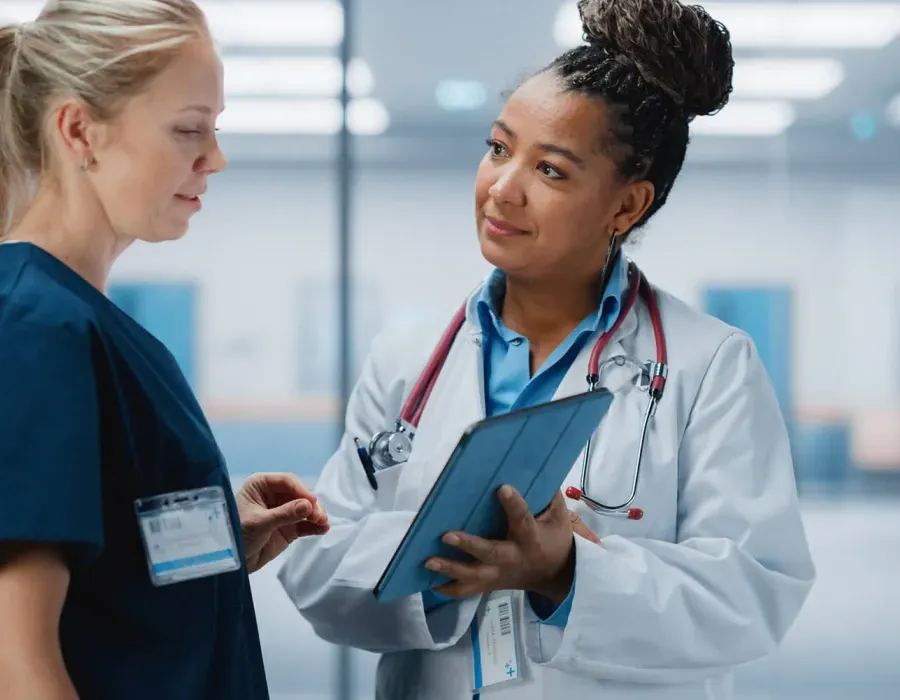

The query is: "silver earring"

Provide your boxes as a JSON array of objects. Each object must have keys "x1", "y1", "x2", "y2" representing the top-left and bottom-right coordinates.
[
  {"x1": 599, "y1": 232, "x2": 618, "y2": 291},
  {"x1": 80, "y1": 155, "x2": 91, "y2": 171}
]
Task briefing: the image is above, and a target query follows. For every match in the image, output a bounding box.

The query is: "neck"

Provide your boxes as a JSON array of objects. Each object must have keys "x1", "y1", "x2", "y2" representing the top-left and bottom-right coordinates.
[
  {"x1": 501, "y1": 271, "x2": 601, "y2": 345},
  {"x1": 8, "y1": 187, "x2": 132, "y2": 292}
]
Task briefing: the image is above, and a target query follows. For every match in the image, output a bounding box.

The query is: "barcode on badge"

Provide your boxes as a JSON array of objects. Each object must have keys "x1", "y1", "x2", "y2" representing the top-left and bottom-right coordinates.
[
  {"x1": 498, "y1": 601, "x2": 512, "y2": 636},
  {"x1": 149, "y1": 515, "x2": 182, "y2": 535}
]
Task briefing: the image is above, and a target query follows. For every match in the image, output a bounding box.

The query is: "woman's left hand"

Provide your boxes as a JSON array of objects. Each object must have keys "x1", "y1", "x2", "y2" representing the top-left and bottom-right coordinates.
[
  {"x1": 236, "y1": 473, "x2": 330, "y2": 574},
  {"x1": 425, "y1": 486, "x2": 578, "y2": 605}
]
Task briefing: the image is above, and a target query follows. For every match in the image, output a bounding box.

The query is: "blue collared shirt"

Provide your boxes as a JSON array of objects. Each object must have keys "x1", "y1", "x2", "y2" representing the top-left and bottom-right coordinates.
[
  {"x1": 422, "y1": 256, "x2": 627, "y2": 627},
  {"x1": 474, "y1": 255, "x2": 626, "y2": 419}
]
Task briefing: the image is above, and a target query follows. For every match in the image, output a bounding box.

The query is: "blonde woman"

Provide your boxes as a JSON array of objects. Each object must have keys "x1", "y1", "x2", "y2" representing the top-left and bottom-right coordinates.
[{"x1": 0, "y1": 3, "x2": 327, "y2": 699}]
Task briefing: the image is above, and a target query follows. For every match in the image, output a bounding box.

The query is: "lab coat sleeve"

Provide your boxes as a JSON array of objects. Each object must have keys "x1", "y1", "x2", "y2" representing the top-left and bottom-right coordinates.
[
  {"x1": 277, "y1": 332, "x2": 479, "y2": 654},
  {"x1": 523, "y1": 332, "x2": 816, "y2": 683}
]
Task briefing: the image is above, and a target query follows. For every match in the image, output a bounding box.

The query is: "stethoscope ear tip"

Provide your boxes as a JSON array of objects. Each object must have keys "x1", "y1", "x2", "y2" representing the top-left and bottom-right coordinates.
[{"x1": 565, "y1": 486, "x2": 584, "y2": 501}]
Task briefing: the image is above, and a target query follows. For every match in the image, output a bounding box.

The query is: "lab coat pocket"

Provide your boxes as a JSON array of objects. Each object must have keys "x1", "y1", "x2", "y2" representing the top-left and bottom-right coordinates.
[
  {"x1": 392, "y1": 437, "x2": 466, "y2": 512},
  {"x1": 372, "y1": 464, "x2": 406, "y2": 511}
]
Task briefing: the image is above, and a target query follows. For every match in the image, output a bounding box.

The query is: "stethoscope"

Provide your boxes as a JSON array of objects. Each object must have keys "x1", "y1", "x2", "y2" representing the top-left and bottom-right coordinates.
[{"x1": 354, "y1": 260, "x2": 668, "y2": 521}]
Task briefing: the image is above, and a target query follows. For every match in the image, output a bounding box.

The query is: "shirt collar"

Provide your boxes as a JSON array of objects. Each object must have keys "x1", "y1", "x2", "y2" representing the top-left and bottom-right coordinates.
[{"x1": 471, "y1": 254, "x2": 628, "y2": 338}]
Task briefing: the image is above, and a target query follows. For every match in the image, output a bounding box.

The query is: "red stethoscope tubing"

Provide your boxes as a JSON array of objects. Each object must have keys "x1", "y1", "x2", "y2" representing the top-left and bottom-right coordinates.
[
  {"x1": 397, "y1": 261, "x2": 667, "y2": 520},
  {"x1": 401, "y1": 261, "x2": 665, "y2": 424}
]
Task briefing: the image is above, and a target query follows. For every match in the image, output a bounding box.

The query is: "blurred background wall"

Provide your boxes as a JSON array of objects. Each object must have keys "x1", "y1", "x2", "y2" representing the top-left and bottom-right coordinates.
[{"x1": 6, "y1": 0, "x2": 899, "y2": 698}]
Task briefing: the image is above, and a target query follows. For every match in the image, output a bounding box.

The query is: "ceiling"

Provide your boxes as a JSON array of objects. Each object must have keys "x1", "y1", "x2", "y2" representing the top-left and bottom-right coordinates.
[
  {"x1": 7, "y1": 0, "x2": 900, "y2": 170},
  {"x1": 221, "y1": 0, "x2": 900, "y2": 171}
]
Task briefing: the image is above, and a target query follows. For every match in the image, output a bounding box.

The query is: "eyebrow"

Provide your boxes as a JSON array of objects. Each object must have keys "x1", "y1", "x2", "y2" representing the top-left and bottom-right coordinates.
[
  {"x1": 492, "y1": 119, "x2": 586, "y2": 168},
  {"x1": 179, "y1": 104, "x2": 215, "y2": 114}
]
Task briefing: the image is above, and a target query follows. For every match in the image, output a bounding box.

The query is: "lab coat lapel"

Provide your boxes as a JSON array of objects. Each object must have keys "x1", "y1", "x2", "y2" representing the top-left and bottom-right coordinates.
[
  {"x1": 553, "y1": 306, "x2": 639, "y2": 400},
  {"x1": 395, "y1": 322, "x2": 485, "y2": 510}
]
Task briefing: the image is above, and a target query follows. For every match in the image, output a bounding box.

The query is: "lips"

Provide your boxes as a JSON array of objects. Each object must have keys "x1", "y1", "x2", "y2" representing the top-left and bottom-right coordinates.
[
  {"x1": 174, "y1": 193, "x2": 203, "y2": 212},
  {"x1": 484, "y1": 215, "x2": 528, "y2": 236}
]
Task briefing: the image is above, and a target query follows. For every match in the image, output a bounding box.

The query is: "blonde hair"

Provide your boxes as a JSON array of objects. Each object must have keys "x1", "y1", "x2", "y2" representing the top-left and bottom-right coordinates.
[{"x1": 0, "y1": 0, "x2": 209, "y2": 234}]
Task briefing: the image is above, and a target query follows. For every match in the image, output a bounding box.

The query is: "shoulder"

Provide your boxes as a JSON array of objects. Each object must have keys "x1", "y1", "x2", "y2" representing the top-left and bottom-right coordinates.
[
  {"x1": 369, "y1": 298, "x2": 471, "y2": 380},
  {"x1": 0, "y1": 247, "x2": 98, "y2": 343},
  {"x1": 649, "y1": 285, "x2": 769, "y2": 401},
  {"x1": 355, "y1": 295, "x2": 474, "y2": 418},
  {"x1": 653, "y1": 286, "x2": 750, "y2": 353}
]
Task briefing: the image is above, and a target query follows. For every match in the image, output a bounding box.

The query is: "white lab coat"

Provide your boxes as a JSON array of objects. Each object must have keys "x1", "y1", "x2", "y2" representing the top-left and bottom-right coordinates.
[{"x1": 278, "y1": 280, "x2": 816, "y2": 700}]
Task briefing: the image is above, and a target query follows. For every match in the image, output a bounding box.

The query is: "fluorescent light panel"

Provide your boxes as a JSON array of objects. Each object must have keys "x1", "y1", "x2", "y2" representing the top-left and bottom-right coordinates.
[
  {"x1": 0, "y1": 1, "x2": 344, "y2": 47},
  {"x1": 733, "y1": 58, "x2": 844, "y2": 100},
  {"x1": 703, "y1": 2, "x2": 900, "y2": 49},
  {"x1": 224, "y1": 57, "x2": 373, "y2": 97},
  {"x1": 690, "y1": 101, "x2": 796, "y2": 136},
  {"x1": 554, "y1": 2, "x2": 900, "y2": 49},
  {"x1": 203, "y1": 1, "x2": 342, "y2": 48},
  {"x1": 217, "y1": 98, "x2": 390, "y2": 135}
]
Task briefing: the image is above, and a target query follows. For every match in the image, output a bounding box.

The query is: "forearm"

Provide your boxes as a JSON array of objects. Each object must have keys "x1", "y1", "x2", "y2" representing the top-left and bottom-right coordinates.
[
  {"x1": 0, "y1": 545, "x2": 79, "y2": 700},
  {"x1": 0, "y1": 656, "x2": 80, "y2": 700},
  {"x1": 279, "y1": 512, "x2": 477, "y2": 652},
  {"x1": 526, "y1": 534, "x2": 814, "y2": 683}
]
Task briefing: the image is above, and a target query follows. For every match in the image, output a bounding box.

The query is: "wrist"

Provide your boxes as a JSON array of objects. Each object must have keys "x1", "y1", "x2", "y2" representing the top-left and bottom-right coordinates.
[
  {"x1": 530, "y1": 537, "x2": 575, "y2": 605},
  {"x1": 244, "y1": 553, "x2": 260, "y2": 574}
]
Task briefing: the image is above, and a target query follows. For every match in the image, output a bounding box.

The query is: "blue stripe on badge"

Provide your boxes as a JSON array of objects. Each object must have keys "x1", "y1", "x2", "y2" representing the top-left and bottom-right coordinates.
[
  {"x1": 151, "y1": 548, "x2": 234, "y2": 574},
  {"x1": 471, "y1": 616, "x2": 482, "y2": 697}
]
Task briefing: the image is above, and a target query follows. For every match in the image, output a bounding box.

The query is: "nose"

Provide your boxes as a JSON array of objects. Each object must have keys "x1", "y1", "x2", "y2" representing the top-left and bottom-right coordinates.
[
  {"x1": 487, "y1": 163, "x2": 526, "y2": 207},
  {"x1": 199, "y1": 140, "x2": 228, "y2": 175}
]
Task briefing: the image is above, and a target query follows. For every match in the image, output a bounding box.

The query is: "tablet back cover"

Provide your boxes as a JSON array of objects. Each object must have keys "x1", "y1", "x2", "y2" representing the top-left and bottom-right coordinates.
[{"x1": 374, "y1": 389, "x2": 614, "y2": 603}]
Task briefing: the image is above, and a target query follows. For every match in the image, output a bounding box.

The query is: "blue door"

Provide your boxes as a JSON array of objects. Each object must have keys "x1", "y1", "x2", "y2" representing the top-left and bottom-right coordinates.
[
  {"x1": 108, "y1": 282, "x2": 198, "y2": 387},
  {"x1": 703, "y1": 286, "x2": 794, "y2": 446}
]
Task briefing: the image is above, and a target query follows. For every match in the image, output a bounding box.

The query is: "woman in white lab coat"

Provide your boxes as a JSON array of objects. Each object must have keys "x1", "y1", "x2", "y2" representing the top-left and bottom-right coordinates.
[{"x1": 278, "y1": 1, "x2": 816, "y2": 698}]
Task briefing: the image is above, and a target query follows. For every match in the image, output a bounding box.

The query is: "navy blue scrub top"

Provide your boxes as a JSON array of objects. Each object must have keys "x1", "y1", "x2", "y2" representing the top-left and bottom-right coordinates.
[{"x1": 0, "y1": 242, "x2": 269, "y2": 700}]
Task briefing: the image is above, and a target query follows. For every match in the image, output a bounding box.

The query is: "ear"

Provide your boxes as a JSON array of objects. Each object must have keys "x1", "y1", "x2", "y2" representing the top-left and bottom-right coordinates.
[
  {"x1": 52, "y1": 98, "x2": 101, "y2": 170},
  {"x1": 610, "y1": 180, "x2": 655, "y2": 236}
]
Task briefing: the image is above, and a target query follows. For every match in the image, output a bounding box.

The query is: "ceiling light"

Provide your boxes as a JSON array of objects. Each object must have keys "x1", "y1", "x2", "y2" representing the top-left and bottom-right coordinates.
[
  {"x1": 703, "y1": 2, "x2": 900, "y2": 49},
  {"x1": 435, "y1": 80, "x2": 488, "y2": 111},
  {"x1": 0, "y1": 1, "x2": 344, "y2": 47},
  {"x1": 732, "y1": 58, "x2": 844, "y2": 100},
  {"x1": 554, "y1": 2, "x2": 900, "y2": 49},
  {"x1": 0, "y1": 1, "x2": 39, "y2": 22},
  {"x1": 203, "y1": 1, "x2": 342, "y2": 48},
  {"x1": 217, "y1": 98, "x2": 389, "y2": 135},
  {"x1": 887, "y1": 94, "x2": 900, "y2": 127},
  {"x1": 553, "y1": 3, "x2": 581, "y2": 48},
  {"x1": 224, "y1": 57, "x2": 373, "y2": 97},
  {"x1": 690, "y1": 101, "x2": 796, "y2": 136}
]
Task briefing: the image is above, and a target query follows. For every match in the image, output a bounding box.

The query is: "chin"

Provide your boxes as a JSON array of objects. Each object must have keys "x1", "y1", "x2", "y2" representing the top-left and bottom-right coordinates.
[
  {"x1": 134, "y1": 224, "x2": 190, "y2": 244},
  {"x1": 479, "y1": 234, "x2": 528, "y2": 274}
]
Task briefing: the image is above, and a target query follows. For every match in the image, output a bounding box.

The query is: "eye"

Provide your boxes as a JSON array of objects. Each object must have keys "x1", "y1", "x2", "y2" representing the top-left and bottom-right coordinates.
[
  {"x1": 538, "y1": 162, "x2": 566, "y2": 180},
  {"x1": 485, "y1": 139, "x2": 509, "y2": 158},
  {"x1": 176, "y1": 127, "x2": 205, "y2": 137}
]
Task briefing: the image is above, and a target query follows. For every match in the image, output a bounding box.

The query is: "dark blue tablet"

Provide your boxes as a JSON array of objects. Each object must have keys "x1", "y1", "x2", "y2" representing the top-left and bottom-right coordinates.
[{"x1": 373, "y1": 388, "x2": 615, "y2": 603}]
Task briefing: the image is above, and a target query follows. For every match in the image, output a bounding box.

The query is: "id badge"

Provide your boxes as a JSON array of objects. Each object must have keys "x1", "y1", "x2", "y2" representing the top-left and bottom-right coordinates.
[
  {"x1": 134, "y1": 486, "x2": 241, "y2": 586},
  {"x1": 472, "y1": 592, "x2": 521, "y2": 694}
]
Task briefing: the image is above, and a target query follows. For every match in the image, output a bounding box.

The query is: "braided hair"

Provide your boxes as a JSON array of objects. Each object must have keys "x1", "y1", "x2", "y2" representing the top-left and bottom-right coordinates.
[{"x1": 548, "y1": 0, "x2": 734, "y2": 232}]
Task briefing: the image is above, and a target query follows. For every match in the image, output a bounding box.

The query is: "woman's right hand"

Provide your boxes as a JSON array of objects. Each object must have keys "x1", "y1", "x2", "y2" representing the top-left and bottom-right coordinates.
[{"x1": 236, "y1": 473, "x2": 330, "y2": 574}]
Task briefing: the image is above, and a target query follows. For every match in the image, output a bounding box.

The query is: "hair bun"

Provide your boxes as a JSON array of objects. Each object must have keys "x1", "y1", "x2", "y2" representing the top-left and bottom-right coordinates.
[{"x1": 577, "y1": 0, "x2": 733, "y2": 117}]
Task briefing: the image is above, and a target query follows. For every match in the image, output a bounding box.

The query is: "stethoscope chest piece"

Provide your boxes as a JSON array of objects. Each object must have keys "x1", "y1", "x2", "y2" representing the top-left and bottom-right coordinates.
[{"x1": 368, "y1": 419, "x2": 415, "y2": 470}]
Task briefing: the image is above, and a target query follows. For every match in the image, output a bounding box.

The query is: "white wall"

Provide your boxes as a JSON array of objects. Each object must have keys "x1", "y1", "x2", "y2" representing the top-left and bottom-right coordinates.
[{"x1": 110, "y1": 164, "x2": 900, "y2": 412}]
